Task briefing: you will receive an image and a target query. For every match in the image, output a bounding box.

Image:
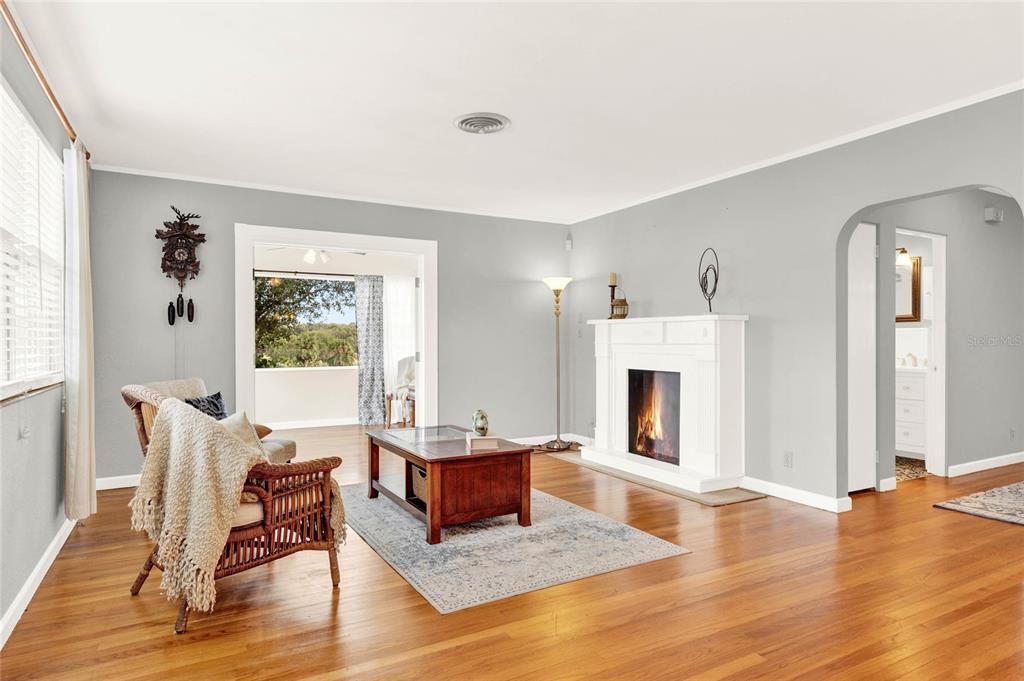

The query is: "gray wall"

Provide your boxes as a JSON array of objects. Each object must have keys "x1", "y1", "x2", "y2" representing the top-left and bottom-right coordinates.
[
  {"x1": 567, "y1": 91, "x2": 1023, "y2": 500},
  {"x1": 895, "y1": 233, "x2": 933, "y2": 266},
  {"x1": 1, "y1": 22, "x2": 70, "y2": 614},
  {"x1": 0, "y1": 389, "x2": 65, "y2": 613},
  {"x1": 90, "y1": 171, "x2": 568, "y2": 478},
  {"x1": 867, "y1": 190, "x2": 1024, "y2": 471}
]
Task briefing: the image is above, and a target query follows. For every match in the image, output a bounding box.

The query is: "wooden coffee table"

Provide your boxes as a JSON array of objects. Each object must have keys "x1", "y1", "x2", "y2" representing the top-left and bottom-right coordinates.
[{"x1": 366, "y1": 426, "x2": 533, "y2": 544}]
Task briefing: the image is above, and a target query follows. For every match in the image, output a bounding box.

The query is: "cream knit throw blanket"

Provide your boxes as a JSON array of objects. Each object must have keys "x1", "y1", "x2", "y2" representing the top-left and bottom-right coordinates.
[{"x1": 129, "y1": 399, "x2": 269, "y2": 613}]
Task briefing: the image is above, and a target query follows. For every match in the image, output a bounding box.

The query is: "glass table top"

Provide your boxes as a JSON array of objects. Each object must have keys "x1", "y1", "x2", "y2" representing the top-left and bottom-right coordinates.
[{"x1": 383, "y1": 426, "x2": 469, "y2": 444}]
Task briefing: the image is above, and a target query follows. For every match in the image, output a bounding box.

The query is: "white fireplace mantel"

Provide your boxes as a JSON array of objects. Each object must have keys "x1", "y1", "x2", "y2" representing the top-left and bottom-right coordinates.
[{"x1": 582, "y1": 314, "x2": 747, "y2": 493}]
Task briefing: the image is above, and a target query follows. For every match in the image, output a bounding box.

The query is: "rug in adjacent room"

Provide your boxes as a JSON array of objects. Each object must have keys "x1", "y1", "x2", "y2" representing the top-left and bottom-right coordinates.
[
  {"x1": 896, "y1": 456, "x2": 929, "y2": 481},
  {"x1": 935, "y1": 481, "x2": 1024, "y2": 525},
  {"x1": 340, "y1": 483, "x2": 689, "y2": 613}
]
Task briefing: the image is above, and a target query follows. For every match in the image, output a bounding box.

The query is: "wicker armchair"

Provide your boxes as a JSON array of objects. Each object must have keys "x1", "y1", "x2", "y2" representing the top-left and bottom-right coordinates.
[{"x1": 121, "y1": 379, "x2": 342, "y2": 634}]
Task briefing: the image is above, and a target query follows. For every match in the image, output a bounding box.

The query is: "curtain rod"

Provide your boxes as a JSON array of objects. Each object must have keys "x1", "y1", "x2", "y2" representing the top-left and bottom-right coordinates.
[{"x1": 0, "y1": 0, "x2": 89, "y2": 159}]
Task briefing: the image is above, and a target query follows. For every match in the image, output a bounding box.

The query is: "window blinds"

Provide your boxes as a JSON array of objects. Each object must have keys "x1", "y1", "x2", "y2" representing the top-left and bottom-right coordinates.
[{"x1": 1, "y1": 83, "x2": 64, "y2": 399}]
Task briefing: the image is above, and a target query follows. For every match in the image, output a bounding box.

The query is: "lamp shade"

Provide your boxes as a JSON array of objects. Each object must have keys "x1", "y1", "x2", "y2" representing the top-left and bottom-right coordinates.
[
  {"x1": 895, "y1": 248, "x2": 912, "y2": 267},
  {"x1": 542, "y1": 276, "x2": 572, "y2": 291}
]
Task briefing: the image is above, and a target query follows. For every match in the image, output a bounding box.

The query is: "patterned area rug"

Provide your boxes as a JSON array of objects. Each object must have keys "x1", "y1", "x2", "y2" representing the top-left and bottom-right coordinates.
[
  {"x1": 341, "y1": 483, "x2": 688, "y2": 613},
  {"x1": 935, "y1": 481, "x2": 1024, "y2": 525},
  {"x1": 896, "y1": 456, "x2": 928, "y2": 481}
]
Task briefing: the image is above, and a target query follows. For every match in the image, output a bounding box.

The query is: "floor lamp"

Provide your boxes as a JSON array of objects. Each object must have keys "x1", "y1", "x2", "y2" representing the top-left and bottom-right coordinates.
[{"x1": 541, "y1": 277, "x2": 572, "y2": 451}]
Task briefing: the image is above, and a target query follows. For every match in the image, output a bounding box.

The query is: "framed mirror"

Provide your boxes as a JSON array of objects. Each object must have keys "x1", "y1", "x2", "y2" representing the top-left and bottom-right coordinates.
[{"x1": 895, "y1": 252, "x2": 921, "y2": 322}]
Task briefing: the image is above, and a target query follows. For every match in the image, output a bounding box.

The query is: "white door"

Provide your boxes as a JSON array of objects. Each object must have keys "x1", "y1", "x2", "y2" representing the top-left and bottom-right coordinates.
[
  {"x1": 925, "y1": 234, "x2": 947, "y2": 475},
  {"x1": 848, "y1": 222, "x2": 877, "y2": 491}
]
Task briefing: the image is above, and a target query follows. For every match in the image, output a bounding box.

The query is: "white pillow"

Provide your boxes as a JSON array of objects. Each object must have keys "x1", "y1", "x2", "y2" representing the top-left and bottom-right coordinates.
[{"x1": 219, "y1": 411, "x2": 269, "y2": 460}]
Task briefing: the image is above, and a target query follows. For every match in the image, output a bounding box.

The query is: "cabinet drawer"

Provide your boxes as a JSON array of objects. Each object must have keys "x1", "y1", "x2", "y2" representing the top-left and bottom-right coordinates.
[
  {"x1": 895, "y1": 399, "x2": 925, "y2": 424},
  {"x1": 895, "y1": 421, "x2": 926, "y2": 448},
  {"x1": 895, "y1": 375, "x2": 925, "y2": 400}
]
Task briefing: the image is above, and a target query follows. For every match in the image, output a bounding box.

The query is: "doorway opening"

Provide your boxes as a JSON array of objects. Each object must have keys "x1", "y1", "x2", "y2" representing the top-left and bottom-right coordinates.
[
  {"x1": 840, "y1": 186, "x2": 1023, "y2": 496},
  {"x1": 892, "y1": 228, "x2": 946, "y2": 484},
  {"x1": 234, "y1": 224, "x2": 438, "y2": 430},
  {"x1": 847, "y1": 220, "x2": 948, "y2": 492}
]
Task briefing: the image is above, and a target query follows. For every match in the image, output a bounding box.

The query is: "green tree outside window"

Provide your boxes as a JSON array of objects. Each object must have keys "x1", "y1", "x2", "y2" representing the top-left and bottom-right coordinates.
[{"x1": 254, "y1": 277, "x2": 358, "y2": 368}]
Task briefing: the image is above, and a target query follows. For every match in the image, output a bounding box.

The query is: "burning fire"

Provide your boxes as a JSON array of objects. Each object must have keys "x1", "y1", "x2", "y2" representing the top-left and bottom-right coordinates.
[{"x1": 634, "y1": 380, "x2": 673, "y2": 460}]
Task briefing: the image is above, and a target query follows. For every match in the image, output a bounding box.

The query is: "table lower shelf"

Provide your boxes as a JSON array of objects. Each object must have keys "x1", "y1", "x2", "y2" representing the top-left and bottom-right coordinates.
[{"x1": 371, "y1": 479, "x2": 426, "y2": 521}]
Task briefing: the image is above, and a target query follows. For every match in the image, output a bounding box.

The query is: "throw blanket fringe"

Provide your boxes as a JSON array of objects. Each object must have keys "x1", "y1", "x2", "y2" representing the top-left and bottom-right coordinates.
[
  {"x1": 330, "y1": 478, "x2": 346, "y2": 547},
  {"x1": 130, "y1": 399, "x2": 266, "y2": 612}
]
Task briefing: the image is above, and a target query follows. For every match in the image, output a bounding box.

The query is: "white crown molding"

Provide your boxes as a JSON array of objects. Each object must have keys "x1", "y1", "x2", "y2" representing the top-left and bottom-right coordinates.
[
  {"x1": 1, "y1": 518, "x2": 76, "y2": 649},
  {"x1": 88, "y1": 164, "x2": 571, "y2": 225},
  {"x1": 569, "y1": 80, "x2": 1024, "y2": 223}
]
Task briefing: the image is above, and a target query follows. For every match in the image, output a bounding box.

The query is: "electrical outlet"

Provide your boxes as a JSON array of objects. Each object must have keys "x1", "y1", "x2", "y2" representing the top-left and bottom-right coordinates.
[
  {"x1": 783, "y1": 450, "x2": 794, "y2": 468},
  {"x1": 17, "y1": 425, "x2": 31, "y2": 440}
]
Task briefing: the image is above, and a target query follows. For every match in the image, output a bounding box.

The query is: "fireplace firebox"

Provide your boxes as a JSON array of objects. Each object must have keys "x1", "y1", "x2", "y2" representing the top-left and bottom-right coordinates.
[{"x1": 627, "y1": 369, "x2": 681, "y2": 465}]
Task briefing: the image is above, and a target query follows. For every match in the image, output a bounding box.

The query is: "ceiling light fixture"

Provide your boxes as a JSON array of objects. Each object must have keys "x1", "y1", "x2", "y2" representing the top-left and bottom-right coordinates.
[{"x1": 455, "y1": 112, "x2": 511, "y2": 135}]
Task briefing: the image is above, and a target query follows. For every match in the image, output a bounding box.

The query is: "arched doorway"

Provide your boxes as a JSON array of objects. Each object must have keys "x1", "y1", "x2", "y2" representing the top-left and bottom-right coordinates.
[{"x1": 836, "y1": 185, "x2": 1024, "y2": 496}]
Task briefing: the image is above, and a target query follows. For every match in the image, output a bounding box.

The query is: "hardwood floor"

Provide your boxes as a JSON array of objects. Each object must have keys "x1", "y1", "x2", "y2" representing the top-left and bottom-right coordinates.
[{"x1": 3, "y1": 424, "x2": 1023, "y2": 680}]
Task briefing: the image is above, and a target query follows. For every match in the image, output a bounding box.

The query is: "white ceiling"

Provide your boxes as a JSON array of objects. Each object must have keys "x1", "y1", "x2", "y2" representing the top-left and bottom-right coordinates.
[
  {"x1": 12, "y1": 2, "x2": 1023, "y2": 224},
  {"x1": 254, "y1": 245, "x2": 418, "y2": 278}
]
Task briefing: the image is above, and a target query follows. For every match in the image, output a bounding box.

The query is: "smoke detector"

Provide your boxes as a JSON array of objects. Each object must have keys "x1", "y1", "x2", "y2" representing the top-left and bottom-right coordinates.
[
  {"x1": 455, "y1": 112, "x2": 511, "y2": 135},
  {"x1": 984, "y1": 207, "x2": 1005, "y2": 224}
]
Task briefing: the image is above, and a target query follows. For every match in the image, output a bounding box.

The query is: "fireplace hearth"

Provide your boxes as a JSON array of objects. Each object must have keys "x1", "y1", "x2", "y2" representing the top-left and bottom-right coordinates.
[{"x1": 628, "y1": 369, "x2": 681, "y2": 465}]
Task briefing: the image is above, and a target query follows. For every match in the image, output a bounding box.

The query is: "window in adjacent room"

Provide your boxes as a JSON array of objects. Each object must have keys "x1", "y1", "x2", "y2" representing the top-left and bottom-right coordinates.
[
  {"x1": 0, "y1": 81, "x2": 65, "y2": 400},
  {"x1": 253, "y1": 274, "x2": 357, "y2": 368}
]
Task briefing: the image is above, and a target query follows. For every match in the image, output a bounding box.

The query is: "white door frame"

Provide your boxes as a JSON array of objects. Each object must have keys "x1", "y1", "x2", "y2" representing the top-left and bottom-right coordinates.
[
  {"x1": 233, "y1": 223, "x2": 438, "y2": 426},
  {"x1": 895, "y1": 228, "x2": 947, "y2": 476}
]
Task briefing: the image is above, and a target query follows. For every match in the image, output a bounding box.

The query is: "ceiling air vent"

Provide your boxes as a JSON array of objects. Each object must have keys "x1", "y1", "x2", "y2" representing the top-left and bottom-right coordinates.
[{"x1": 455, "y1": 112, "x2": 511, "y2": 135}]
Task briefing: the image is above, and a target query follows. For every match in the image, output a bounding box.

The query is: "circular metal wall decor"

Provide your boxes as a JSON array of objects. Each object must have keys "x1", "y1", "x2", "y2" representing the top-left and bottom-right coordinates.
[{"x1": 698, "y1": 247, "x2": 719, "y2": 313}]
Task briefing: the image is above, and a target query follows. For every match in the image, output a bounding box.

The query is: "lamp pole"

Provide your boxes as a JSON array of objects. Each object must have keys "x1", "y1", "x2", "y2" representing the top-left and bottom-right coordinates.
[{"x1": 541, "y1": 278, "x2": 572, "y2": 452}]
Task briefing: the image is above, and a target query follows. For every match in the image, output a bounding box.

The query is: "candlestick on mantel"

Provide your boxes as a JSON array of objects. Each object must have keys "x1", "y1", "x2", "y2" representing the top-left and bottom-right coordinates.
[{"x1": 608, "y1": 272, "x2": 618, "y2": 287}]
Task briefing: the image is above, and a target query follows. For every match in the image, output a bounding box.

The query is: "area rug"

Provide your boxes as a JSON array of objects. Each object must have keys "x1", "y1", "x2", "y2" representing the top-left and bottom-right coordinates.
[
  {"x1": 896, "y1": 456, "x2": 928, "y2": 481},
  {"x1": 545, "y1": 450, "x2": 765, "y2": 507},
  {"x1": 935, "y1": 481, "x2": 1024, "y2": 525},
  {"x1": 340, "y1": 483, "x2": 688, "y2": 613}
]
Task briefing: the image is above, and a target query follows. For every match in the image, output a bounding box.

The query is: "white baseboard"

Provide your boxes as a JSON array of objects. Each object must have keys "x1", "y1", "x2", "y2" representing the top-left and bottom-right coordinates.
[
  {"x1": 1, "y1": 517, "x2": 76, "y2": 649},
  {"x1": 740, "y1": 476, "x2": 853, "y2": 513},
  {"x1": 263, "y1": 417, "x2": 359, "y2": 431},
  {"x1": 948, "y1": 451, "x2": 1024, "y2": 477},
  {"x1": 515, "y1": 440, "x2": 849, "y2": 513},
  {"x1": 96, "y1": 474, "x2": 141, "y2": 490},
  {"x1": 877, "y1": 477, "x2": 897, "y2": 492},
  {"x1": 513, "y1": 433, "x2": 594, "y2": 447}
]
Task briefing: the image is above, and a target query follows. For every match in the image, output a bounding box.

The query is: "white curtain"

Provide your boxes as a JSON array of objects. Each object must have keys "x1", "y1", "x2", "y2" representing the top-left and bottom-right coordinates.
[
  {"x1": 63, "y1": 140, "x2": 95, "y2": 520},
  {"x1": 383, "y1": 276, "x2": 417, "y2": 396}
]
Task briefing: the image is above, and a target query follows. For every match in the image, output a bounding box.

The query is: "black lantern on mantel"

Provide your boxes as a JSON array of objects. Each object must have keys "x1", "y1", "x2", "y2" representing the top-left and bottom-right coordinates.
[{"x1": 155, "y1": 206, "x2": 205, "y2": 325}]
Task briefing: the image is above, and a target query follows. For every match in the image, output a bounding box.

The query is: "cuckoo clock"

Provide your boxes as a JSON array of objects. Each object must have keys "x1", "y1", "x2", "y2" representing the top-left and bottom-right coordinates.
[{"x1": 155, "y1": 206, "x2": 205, "y2": 325}]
